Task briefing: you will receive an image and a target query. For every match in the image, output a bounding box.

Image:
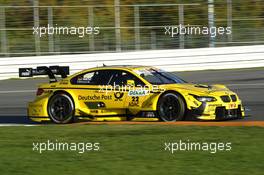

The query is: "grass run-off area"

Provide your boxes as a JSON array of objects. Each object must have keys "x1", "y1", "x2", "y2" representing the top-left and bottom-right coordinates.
[{"x1": 0, "y1": 125, "x2": 263, "y2": 175}]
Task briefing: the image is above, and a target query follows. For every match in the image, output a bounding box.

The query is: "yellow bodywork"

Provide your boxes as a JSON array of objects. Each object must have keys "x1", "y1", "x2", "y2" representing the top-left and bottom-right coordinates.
[{"x1": 28, "y1": 66, "x2": 245, "y2": 122}]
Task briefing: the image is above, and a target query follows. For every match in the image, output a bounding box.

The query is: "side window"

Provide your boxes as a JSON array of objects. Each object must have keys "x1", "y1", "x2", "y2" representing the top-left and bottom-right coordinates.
[
  {"x1": 71, "y1": 70, "x2": 113, "y2": 85},
  {"x1": 75, "y1": 71, "x2": 95, "y2": 84},
  {"x1": 109, "y1": 71, "x2": 145, "y2": 86}
]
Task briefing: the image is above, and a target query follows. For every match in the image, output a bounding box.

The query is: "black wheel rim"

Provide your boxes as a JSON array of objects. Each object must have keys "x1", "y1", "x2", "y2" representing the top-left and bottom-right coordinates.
[
  {"x1": 49, "y1": 96, "x2": 73, "y2": 122},
  {"x1": 159, "y1": 95, "x2": 181, "y2": 121}
]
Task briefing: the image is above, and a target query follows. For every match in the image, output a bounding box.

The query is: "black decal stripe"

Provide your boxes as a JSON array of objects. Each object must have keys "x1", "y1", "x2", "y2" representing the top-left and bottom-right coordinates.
[
  {"x1": 78, "y1": 114, "x2": 127, "y2": 118},
  {"x1": 29, "y1": 116, "x2": 49, "y2": 118},
  {"x1": 43, "y1": 87, "x2": 159, "y2": 94}
]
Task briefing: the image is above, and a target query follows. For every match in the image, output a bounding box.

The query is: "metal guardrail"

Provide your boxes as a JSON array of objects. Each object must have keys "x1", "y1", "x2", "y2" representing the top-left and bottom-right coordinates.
[{"x1": 0, "y1": 45, "x2": 264, "y2": 80}]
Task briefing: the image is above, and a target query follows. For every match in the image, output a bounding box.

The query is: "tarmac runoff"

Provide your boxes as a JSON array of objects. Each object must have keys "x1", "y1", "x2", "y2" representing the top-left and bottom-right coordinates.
[
  {"x1": 0, "y1": 121, "x2": 263, "y2": 127},
  {"x1": 77, "y1": 121, "x2": 264, "y2": 127},
  {"x1": 0, "y1": 67, "x2": 264, "y2": 125}
]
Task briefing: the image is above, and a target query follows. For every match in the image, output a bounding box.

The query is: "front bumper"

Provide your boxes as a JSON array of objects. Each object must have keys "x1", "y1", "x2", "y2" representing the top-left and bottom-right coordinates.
[
  {"x1": 215, "y1": 105, "x2": 243, "y2": 120},
  {"x1": 188, "y1": 102, "x2": 245, "y2": 120}
]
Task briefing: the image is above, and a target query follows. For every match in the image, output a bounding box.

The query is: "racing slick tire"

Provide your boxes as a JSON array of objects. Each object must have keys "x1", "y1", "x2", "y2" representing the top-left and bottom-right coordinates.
[
  {"x1": 48, "y1": 93, "x2": 75, "y2": 124},
  {"x1": 157, "y1": 92, "x2": 185, "y2": 122}
]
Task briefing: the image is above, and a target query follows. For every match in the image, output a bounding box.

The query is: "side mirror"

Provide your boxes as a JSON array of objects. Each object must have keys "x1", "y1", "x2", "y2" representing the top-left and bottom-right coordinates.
[{"x1": 126, "y1": 80, "x2": 135, "y2": 86}]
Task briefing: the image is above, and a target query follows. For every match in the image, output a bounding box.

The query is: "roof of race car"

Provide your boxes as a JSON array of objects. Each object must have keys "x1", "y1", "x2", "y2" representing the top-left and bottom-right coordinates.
[
  {"x1": 67, "y1": 65, "x2": 154, "y2": 79},
  {"x1": 83, "y1": 65, "x2": 154, "y2": 72},
  {"x1": 98, "y1": 65, "x2": 151, "y2": 69}
]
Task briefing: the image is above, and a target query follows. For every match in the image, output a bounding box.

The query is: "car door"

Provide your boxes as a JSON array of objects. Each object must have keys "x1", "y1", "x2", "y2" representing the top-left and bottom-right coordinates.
[
  {"x1": 107, "y1": 70, "x2": 147, "y2": 115},
  {"x1": 70, "y1": 69, "x2": 126, "y2": 116}
]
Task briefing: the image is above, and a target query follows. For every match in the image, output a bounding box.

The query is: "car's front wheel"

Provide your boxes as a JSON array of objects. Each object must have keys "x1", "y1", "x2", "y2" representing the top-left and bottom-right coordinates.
[
  {"x1": 48, "y1": 93, "x2": 75, "y2": 124},
  {"x1": 157, "y1": 92, "x2": 185, "y2": 122}
]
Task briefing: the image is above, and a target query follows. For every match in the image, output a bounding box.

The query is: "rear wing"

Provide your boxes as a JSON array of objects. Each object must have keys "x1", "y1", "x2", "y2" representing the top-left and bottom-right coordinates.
[{"x1": 19, "y1": 66, "x2": 70, "y2": 83}]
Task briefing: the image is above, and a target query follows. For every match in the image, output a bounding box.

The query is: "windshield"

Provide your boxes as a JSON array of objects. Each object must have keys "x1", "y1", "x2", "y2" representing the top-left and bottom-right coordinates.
[{"x1": 134, "y1": 68, "x2": 187, "y2": 85}]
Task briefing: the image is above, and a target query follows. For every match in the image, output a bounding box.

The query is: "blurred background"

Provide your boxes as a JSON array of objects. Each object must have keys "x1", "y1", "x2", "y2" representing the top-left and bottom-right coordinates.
[{"x1": 0, "y1": 0, "x2": 263, "y2": 57}]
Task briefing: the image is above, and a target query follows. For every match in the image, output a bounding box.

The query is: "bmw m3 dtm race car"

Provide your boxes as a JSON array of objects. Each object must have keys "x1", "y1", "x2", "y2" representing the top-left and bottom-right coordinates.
[{"x1": 19, "y1": 65, "x2": 245, "y2": 124}]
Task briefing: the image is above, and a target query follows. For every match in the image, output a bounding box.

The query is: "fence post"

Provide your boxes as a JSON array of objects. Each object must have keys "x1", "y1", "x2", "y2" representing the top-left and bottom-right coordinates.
[
  {"x1": 227, "y1": 0, "x2": 232, "y2": 42},
  {"x1": 48, "y1": 7, "x2": 54, "y2": 54},
  {"x1": 208, "y1": 0, "x2": 215, "y2": 47},
  {"x1": 54, "y1": 35, "x2": 60, "y2": 55},
  {"x1": 134, "y1": 6, "x2": 140, "y2": 50},
  {"x1": 151, "y1": 31, "x2": 156, "y2": 50},
  {"x1": 114, "y1": 0, "x2": 121, "y2": 52},
  {"x1": 33, "y1": 0, "x2": 41, "y2": 55},
  {"x1": 104, "y1": 33, "x2": 109, "y2": 51},
  {"x1": 0, "y1": 7, "x2": 8, "y2": 56},
  {"x1": 178, "y1": 5, "x2": 184, "y2": 49},
  {"x1": 88, "y1": 7, "x2": 95, "y2": 51}
]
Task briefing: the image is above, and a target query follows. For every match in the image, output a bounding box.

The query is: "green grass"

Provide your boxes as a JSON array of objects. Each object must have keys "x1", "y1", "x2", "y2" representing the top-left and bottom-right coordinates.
[{"x1": 0, "y1": 125, "x2": 263, "y2": 175}]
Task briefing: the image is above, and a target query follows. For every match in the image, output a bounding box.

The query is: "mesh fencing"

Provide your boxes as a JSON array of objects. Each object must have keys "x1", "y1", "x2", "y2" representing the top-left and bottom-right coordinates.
[{"x1": 0, "y1": 0, "x2": 264, "y2": 57}]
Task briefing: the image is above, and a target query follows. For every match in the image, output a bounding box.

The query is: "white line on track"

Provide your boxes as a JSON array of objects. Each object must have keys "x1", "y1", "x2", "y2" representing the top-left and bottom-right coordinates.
[
  {"x1": 0, "y1": 90, "x2": 35, "y2": 94},
  {"x1": 227, "y1": 83, "x2": 264, "y2": 86},
  {"x1": 0, "y1": 124, "x2": 38, "y2": 126},
  {"x1": 0, "y1": 115, "x2": 25, "y2": 116},
  {"x1": 0, "y1": 106, "x2": 26, "y2": 108}
]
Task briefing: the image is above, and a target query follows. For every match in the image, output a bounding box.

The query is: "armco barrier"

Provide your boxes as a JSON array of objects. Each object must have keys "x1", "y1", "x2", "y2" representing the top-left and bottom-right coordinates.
[{"x1": 0, "y1": 45, "x2": 264, "y2": 80}]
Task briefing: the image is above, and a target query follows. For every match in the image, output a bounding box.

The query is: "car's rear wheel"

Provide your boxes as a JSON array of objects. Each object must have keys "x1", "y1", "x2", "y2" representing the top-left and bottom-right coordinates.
[
  {"x1": 157, "y1": 93, "x2": 185, "y2": 122},
  {"x1": 48, "y1": 93, "x2": 75, "y2": 124}
]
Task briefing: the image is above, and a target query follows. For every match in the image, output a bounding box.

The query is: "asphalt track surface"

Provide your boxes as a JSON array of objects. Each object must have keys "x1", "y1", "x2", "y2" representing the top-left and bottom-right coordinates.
[{"x1": 0, "y1": 67, "x2": 263, "y2": 124}]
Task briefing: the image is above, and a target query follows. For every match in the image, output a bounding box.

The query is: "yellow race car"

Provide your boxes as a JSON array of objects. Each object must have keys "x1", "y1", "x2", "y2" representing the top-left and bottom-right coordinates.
[{"x1": 19, "y1": 65, "x2": 245, "y2": 124}]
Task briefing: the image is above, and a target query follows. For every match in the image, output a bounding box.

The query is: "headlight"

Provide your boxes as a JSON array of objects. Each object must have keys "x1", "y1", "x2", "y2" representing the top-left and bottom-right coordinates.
[
  {"x1": 196, "y1": 96, "x2": 216, "y2": 102},
  {"x1": 191, "y1": 94, "x2": 216, "y2": 102}
]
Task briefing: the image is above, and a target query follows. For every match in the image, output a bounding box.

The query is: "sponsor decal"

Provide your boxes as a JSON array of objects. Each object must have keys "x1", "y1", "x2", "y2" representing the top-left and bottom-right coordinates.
[
  {"x1": 129, "y1": 96, "x2": 139, "y2": 107},
  {"x1": 78, "y1": 95, "x2": 112, "y2": 101},
  {"x1": 90, "y1": 110, "x2": 99, "y2": 113},
  {"x1": 44, "y1": 90, "x2": 53, "y2": 94},
  {"x1": 229, "y1": 103, "x2": 237, "y2": 109},
  {"x1": 60, "y1": 80, "x2": 69, "y2": 85},
  {"x1": 114, "y1": 92, "x2": 124, "y2": 101},
  {"x1": 128, "y1": 90, "x2": 148, "y2": 96},
  {"x1": 21, "y1": 69, "x2": 32, "y2": 76}
]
